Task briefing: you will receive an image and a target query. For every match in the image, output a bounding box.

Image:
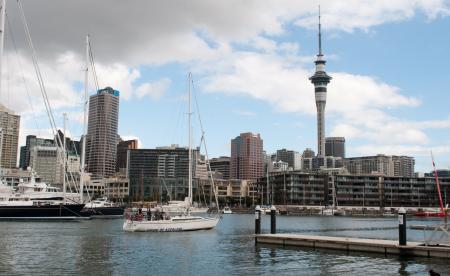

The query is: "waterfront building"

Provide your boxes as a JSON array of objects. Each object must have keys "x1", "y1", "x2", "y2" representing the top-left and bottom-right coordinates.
[
  {"x1": 116, "y1": 139, "x2": 138, "y2": 173},
  {"x1": 211, "y1": 179, "x2": 248, "y2": 205},
  {"x1": 276, "y1": 149, "x2": 301, "y2": 170},
  {"x1": 325, "y1": 137, "x2": 345, "y2": 158},
  {"x1": 0, "y1": 104, "x2": 20, "y2": 168},
  {"x1": 309, "y1": 12, "x2": 331, "y2": 158},
  {"x1": 230, "y1": 132, "x2": 264, "y2": 181},
  {"x1": 255, "y1": 171, "x2": 447, "y2": 208},
  {"x1": 83, "y1": 177, "x2": 129, "y2": 201},
  {"x1": 85, "y1": 87, "x2": 120, "y2": 179},
  {"x1": 30, "y1": 146, "x2": 64, "y2": 186},
  {"x1": 209, "y1": 156, "x2": 230, "y2": 179},
  {"x1": 344, "y1": 155, "x2": 415, "y2": 177},
  {"x1": 19, "y1": 135, "x2": 54, "y2": 169}
]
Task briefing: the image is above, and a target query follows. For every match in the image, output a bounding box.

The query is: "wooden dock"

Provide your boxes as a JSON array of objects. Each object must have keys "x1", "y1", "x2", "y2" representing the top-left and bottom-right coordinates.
[{"x1": 256, "y1": 234, "x2": 450, "y2": 259}]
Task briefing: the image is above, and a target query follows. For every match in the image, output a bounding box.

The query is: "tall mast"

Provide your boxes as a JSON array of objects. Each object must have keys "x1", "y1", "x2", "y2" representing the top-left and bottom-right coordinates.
[
  {"x1": 431, "y1": 151, "x2": 445, "y2": 212},
  {"x1": 63, "y1": 113, "x2": 67, "y2": 203},
  {"x1": 0, "y1": 0, "x2": 5, "y2": 95},
  {"x1": 188, "y1": 72, "x2": 193, "y2": 206},
  {"x1": 80, "y1": 35, "x2": 89, "y2": 202}
]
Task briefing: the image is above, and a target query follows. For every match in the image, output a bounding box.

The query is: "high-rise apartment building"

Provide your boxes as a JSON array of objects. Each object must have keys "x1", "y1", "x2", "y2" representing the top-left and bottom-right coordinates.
[
  {"x1": 309, "y1": 12, "x2": 331, "y2": 158},
  {"x1": 116, "y1": 139, "x2": 138, "y2": 173},
  {"x1": 325, "y1": 137, "x2": 345, "y2": 158},
  {"x1": 0, "y1": 104, "x2": 20, "y2": 168},
  {"x1": 209, "y1": 156, "x2": 230, "y2": 179},
  {"x1": 230, "y1": 132, "x2": 264, "y2": 180},
  {"x1": 85, "y1": 87, "x2": 120, "y2": 179},
  {"x1": 344, "y1": 155, "x2": 415, "y2": 177}
]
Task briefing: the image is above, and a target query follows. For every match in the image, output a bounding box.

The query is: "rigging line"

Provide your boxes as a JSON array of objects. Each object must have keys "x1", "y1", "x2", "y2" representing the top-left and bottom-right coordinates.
[
  {"x1": 88, "y1": 40, "x2": 99, "y2": 91},
  {"x1": 5, "y1": 12, "x2": 41, "y2": 134},
  {"x1": 16, "y1": 0, "x2": 65, "y2": 155},
  {"x1": 191, "y1": 76, "x2": 219, "y2": 212}
]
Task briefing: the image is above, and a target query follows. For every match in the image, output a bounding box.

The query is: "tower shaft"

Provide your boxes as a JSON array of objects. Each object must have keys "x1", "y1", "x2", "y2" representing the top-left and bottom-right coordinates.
[{"x1": 309, "y1": 7, "x2": 331, "y2": 158}]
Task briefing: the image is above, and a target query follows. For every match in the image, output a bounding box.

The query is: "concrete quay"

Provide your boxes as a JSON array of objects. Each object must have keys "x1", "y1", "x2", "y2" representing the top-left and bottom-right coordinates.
[{"x1": 255, "y1": 234, "x2": 450, "y2": 259}]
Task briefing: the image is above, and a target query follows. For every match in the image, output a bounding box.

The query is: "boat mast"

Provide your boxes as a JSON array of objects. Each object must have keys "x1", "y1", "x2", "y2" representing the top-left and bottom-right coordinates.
[
  {"x1": 266, "y1": 165, "x2": 269, "y2": 205},
  {"x1": 431, "y1": 151, "x2": 445, "y2": 212},
  {"x1": 80, "y1": 35, "x2": 89, "y2": 202},
  {"x1": 188, "y1": 72, "x2": 193, "y2": 206},
  {"x1": 63, "y1": 113, "x2": 67, "y2": 203}
]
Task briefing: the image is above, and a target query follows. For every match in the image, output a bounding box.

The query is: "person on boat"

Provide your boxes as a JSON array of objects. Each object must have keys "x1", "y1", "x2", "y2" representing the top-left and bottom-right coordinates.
[{"x1": 147, "y1": 210, "x2": 152, "y2": 221}]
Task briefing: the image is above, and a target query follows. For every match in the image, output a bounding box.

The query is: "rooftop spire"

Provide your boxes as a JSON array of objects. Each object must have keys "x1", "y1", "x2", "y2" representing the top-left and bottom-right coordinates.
[{"x1": 318, "y1": 5, "x2": 322, "y2": 56}]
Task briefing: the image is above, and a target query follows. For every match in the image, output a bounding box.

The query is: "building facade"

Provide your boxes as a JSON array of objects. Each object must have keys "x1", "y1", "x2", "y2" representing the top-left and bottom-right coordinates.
[
  {"x1": 230, "y1": 132, "x2": 264, "y2": 180},
  {"x1": 256, "y1": 171, "x2": 450, "y2": 208},
  {"x1": 19, "y1": 135, "x2": 54, "y2": 169},
  {"x1": 85, "y1": 87, "x2": 120, "y2": 179},
  {"x1": 276, "y1": 149, "x2": 301, "y2": 170},
  {"x1": 30, "y1": 146, "x2": 63, "y2": 186},
  {"x1": 0, "y1": 105, "x2": 20, "y2": 168},
  {"x1": 325, "y1": 137, "x2": 345, "y2": 158},
  {"x1": 116, "y1": 139, "x2": 138, "y2": 173},
  {"x1": 209, "y1": 156, "x2": 230, "y2": 179},
  {"x1": 344, "y1": 155, "x2": 415, "y2": 177},
  {"x1": 127, "y1": 146, "x2": 203, "y2": 199}
]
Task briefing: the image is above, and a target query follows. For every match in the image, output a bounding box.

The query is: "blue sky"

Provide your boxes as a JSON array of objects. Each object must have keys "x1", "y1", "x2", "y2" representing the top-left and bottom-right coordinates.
[{"x1": 2, "y1": 0, "x2": 450, "y2": 172}]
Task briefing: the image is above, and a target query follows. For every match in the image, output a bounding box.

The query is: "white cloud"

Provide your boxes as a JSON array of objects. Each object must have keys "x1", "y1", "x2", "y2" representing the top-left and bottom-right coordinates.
[
  {"x1": 296, "y1": 0, "x2": 450, "y2": 32},
  {"x1": 136, "y1": 78, "x2": 171, "y2": 100}
]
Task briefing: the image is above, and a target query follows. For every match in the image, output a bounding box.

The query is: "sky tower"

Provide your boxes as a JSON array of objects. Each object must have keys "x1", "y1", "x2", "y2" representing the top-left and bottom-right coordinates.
[{"x1": 309, "y1": 7, "x2": 331, "y2": 157}]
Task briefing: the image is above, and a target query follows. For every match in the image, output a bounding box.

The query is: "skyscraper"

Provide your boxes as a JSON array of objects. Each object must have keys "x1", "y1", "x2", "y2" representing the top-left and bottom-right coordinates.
[
  {"x1": 85, "y1": 87, "x2": 120, "y2": 179},
  {"x1": 309, "y1": 9, "x2": 331, "y2": 157},
  {"x1": 325, "y1": 137, "x2": 346, "y2": 158},
  {"x1": 0, "y1": 104, "x2": 20, "y2": 168},
  {"x1": 230, "y1": 132, "x2": 264, "y2": 180}
]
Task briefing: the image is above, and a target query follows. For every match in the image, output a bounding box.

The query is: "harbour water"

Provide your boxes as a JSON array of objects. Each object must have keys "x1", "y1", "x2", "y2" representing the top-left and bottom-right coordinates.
[{"x1": 0, "y1": 215, "x2": 449, "y2": 275}]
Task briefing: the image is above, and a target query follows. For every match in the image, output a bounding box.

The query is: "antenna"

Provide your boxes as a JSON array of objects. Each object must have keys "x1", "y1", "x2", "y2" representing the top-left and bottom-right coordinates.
[{"x1": 318, "y1": 5, "x2": 322, "y2": 56}]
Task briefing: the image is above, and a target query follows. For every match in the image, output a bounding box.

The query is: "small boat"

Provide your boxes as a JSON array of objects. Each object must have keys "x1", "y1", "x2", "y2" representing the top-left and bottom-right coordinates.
[
  {"x1": 222, "y1": 207, "x2": 232, "y2": 214},
  {"x1": 81, "y1": 197, "x2": 124, "y2": 218}
]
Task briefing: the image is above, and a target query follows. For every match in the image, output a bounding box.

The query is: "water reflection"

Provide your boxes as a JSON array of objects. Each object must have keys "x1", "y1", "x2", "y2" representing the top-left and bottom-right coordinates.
[{"x1": 0, "y1": 216, "x2": 449, "y2": 275}]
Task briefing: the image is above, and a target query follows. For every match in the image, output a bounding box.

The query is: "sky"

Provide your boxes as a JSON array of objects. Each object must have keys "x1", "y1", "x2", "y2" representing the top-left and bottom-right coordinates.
[{"x1": 1, "y1": 0, "x2": 450, "y2": 173}]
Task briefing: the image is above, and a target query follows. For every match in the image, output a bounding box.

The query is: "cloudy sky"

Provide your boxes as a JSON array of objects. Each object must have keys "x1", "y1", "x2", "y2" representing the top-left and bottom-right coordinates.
[{"x1": 1, "y1": 0, "x2": 450, "y2": 172}]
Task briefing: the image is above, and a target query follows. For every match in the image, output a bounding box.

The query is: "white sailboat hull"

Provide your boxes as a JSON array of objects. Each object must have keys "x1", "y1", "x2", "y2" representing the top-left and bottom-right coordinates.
[{"x1": 123, "y1": 216, "x2": 219, "y2": 232}]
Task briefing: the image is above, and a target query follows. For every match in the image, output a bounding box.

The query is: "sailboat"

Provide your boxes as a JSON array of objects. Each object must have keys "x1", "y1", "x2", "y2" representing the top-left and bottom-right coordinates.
[
  {"x1": 78, "y1": 35, "x2": 124, "y2": 218},
  {"x1": 123, "y1": 73, "x2": 219, "y2": 232},
  {"x1": 322, "y1": 175, "x2": 345, "y2": 216},
  {"x1": 414, "y1": 152, "x2": 450, "y2": 218}
]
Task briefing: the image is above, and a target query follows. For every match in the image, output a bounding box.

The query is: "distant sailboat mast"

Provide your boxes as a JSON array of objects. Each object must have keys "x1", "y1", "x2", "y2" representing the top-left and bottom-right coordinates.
[
  {"x1": 431, "y1": 151, "x2": 445, "y2": 212},
  {"x1": 188, "y1": 72, "x2": 193, "y2": 206},
  {"x1": 79, "y1": 35, "x2": 89, "y2": 202}
]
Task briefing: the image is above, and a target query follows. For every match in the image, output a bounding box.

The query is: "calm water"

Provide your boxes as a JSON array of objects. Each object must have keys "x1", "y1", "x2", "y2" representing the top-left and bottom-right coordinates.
[{"x1": 0, "y1": 215, "x2": 449, "y2": 275}]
